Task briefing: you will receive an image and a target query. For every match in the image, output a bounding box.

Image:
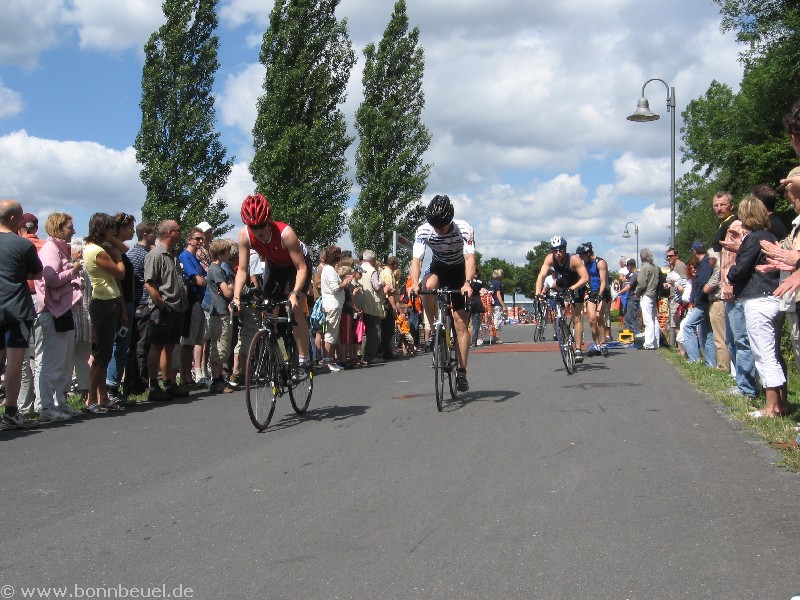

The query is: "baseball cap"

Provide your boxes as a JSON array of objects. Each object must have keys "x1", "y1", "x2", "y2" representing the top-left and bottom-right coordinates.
[
  {"x1": 196, "y1": 221, "x2": 213, "y2": 233},
  {"x1": 21, "y1": 213, "x2": 38, "y2": 228},
  {"x1": 691, "y1": 241, "x2": 706, "y2": 253}
]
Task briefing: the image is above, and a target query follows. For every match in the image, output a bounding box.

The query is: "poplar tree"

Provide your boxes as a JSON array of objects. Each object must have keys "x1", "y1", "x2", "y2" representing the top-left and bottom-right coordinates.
[
  {"x1": 348, "y1": 0, "x2": 431, "y2": 258},
  {"x1": 250, "y1": 0, "x2": 355, "y2": 251},
  {"x1": 135, "y1": 0, "x2": 232, "y2": 233}
]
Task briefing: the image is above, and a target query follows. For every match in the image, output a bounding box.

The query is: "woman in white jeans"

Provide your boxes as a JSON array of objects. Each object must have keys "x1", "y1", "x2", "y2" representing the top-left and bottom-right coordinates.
[
  {"x1": 34, "y1": 212, "x2": 84, "y2": 421},
  {"x1": 726, "y1": 195, "x2": 784, "y2": 418},
  {"x1": 637, "y1": 248, "x2": 660, "y2": 349}
]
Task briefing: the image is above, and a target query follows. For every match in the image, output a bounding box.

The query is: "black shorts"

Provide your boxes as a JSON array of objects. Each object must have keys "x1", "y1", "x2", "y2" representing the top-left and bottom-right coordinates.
[
  {"x1": 0, "y1": 320, "x2": 32, "y2": 350},
  {"x1": 588, "y1": 288, "x2": 612, "y2": 303},
  {"x1": 427, "y1": 260, "x2": 467, "y2": 312},
  {"x1": 263, "y1": 255, "x2": 312, "y2": 301},
  {"x1": 149, "y1": 305, "x2": 183, "y2": 346}
]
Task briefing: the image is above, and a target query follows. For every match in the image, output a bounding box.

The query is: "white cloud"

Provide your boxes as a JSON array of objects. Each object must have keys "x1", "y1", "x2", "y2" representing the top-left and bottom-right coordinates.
[
  {"x1": 62, "y1": 0, "x2": 163, "y2": 52},
  {"x1": 0, "y1": 79, "x2": 23, "y2": 118},
  {"x1": 0, "y1": 130, "x2": 144, "y2": 232},
  {"x1": 1, "y1": 0, "x2": 748, "y2": 275},
  {"x1": 0, "y1": 0, "x2": 63, "y2": 68},
  {"x1": 216, "y1": 161, "x2": 256, "y2": 229},
  {"x1": 219, "y1": 0, "x2": 269, "y2": 29},
  {"x1": 218, "y1": 62, "x2": 264, "y2": 138},
  {"x1": 613, "y1": 153, "x2": 670, "y2": 198}
]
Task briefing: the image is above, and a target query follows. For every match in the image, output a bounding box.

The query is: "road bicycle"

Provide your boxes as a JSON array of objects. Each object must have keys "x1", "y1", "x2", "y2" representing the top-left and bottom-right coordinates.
[
  {"x1": 417, "y1": 289, "x2": 464, "y2": 411},
  {"x1": 532, "y1": 295, "x2": 549, "y2": 342},
  {"x1": 244, "y1": 299, "x2": 313, "y2": 431},
  {"x1": 553, "y1": 289, "x2": 577, "y2": 375}
]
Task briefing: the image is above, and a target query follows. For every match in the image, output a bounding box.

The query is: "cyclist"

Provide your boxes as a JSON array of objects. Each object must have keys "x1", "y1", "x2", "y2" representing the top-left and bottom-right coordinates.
[
  {"x1": 535, "y1": 236, "x2": 590, "y2": 362},
  {"x1": 409, "y1": 195, "x2": 476, "y2": 392},
  {"x1": 232, "y1": 193, "x2": 312, "y2": 379},
  {"x1": 576, "y1": 242, "x2": 610, "y2": 357},
  {"x1": 541, "y1": 271, "x2": 560, "y2": 341}
]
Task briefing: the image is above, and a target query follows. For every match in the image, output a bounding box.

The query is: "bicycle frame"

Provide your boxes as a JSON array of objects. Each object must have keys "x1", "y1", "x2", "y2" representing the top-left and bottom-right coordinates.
[
  {"x1": 417, "y1": 288, "x2": 462, "y2": 410},
  {"x1": 244, "y1": 299, "x2": 313, "y2": 431},
  {"x1": 554, "y1": 290, "x2": 577, "y2": 374}
]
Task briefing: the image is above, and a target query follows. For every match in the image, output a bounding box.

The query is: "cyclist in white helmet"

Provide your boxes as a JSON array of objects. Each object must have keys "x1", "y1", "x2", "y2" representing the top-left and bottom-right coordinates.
[{"x1": 535, "y1": 236, "x2": 590, "y2": 362}]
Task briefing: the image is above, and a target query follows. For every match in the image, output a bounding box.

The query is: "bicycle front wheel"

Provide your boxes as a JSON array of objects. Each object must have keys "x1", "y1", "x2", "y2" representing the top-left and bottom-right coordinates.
[
  {"x1": 447, "y1": 324, "x2": 458, "y2": 399},
  {"x1": 534, "y1": 314, "x2": 545, "y2": 341},
  {"x1": 557, "y1": 317, "x2": 576, "y2": 375},
  {"x1": 433, "y1": 325, "x2": 446, "y2": 411},
  {"x1": 245, "y1": 330, "x2": 278, "y2": 431}
]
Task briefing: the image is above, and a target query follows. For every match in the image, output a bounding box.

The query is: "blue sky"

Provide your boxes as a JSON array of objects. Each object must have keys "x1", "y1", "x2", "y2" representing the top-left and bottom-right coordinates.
[{"x1": 0, "y1": 0, "x2": 744, "y2": 274}]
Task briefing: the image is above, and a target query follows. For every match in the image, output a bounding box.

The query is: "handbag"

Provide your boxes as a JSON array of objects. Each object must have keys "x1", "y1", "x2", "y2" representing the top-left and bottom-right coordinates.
[
  {"x1": 53, "y1": 310, "x2": 75, "y2": 332},
  {"x1": 355, "y1": 317, "x2": 366, "y2": 343}
]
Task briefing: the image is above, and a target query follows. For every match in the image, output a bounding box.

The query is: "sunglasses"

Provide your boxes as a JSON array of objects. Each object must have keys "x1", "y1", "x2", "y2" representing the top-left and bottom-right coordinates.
[
  {"x1": 666, "y1": 254, "x2": 676, "y2": 259},
  {"x1": 250, "y1": 222, "x2": 269, "y2": 230},
  {"x1": 191, "y1": 237, "x2": 204, "y2": 241}
]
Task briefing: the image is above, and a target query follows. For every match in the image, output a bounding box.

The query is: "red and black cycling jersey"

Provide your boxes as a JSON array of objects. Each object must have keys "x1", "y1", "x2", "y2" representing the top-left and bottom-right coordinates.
[{"x1": 248, "y1": 221, "x2": 298, "y2": 269}]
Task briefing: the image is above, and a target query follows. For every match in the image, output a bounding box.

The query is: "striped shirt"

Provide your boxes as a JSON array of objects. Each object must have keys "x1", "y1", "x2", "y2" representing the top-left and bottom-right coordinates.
[
  {"x1": 127, "y1": 243, "x2": 149, "y2": 306},
  {"x1": 412, "y1": 220, "x2": 475, "y2": 266}
]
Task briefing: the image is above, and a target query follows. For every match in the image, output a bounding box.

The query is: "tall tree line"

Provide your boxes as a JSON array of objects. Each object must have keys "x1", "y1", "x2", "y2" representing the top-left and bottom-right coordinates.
[
  {"x1": 674, "y1": 0, "x2": 800, "y2": 256},
  {"x1": 251, "y1": 0, "x2": 355, "y2": 252},
  {"x1": 136, "y1": 0, "x2": 233, "y2": 233},
  {"x1": 348, "y1": 0, "x2": 431, "y2": 260}
]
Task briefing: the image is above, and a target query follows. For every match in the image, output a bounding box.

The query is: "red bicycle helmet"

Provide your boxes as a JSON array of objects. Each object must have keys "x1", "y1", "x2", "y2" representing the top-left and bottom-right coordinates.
[{"x1": 240, "y1": 193, "x2": 271, "y2": 226}]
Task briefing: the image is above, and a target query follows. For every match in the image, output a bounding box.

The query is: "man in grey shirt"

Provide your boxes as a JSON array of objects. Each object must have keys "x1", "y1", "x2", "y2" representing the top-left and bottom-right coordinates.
[{"x1": 143, "y1": 220, "x2": 189, "y2": 401}]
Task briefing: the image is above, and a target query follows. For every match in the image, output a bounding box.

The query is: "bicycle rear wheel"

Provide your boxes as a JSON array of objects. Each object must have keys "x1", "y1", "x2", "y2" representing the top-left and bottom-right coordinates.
[
  {"x1": 288, "y1": 338, "x2": 313, "y2": 414},
  {"x1": 290, "y1": 376, "x2": 313, "y2": 414},
  {"x1": 245, "y1": 330, "x2": 278, "y2": 431},
  {"x1": 433, "y1": 324, "x2": 446, "y2": 411},
  {"x1": 557, "y1": 317, "x2": 576, "y2": 375}
]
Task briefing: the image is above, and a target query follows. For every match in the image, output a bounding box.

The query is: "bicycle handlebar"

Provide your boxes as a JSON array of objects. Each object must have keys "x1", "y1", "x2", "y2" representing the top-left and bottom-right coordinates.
[{"x1": 411, "y1": 288, "x2": 470, "y2": 308}]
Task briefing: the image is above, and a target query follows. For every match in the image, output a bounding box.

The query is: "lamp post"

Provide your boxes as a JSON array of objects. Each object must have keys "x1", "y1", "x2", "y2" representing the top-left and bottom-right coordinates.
[
  {"x1": 627, "y1": 78, "x2": 676, "y2": 248},
  {"x1": 621, "y1": 221, "x2": 639, "y2": 262}
]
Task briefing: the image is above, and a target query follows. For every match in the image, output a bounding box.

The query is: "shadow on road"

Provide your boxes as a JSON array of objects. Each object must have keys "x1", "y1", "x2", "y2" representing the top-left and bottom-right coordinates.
[
  {"x1": 265, "y1": 403, "x2": 370, "y2": 432},
  {"x1": 443, "y1": 388, "x2": 521, "y2": 411}
]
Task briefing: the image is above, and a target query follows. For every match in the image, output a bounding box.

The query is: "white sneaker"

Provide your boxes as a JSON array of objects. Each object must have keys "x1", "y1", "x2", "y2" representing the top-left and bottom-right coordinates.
[
  {"x1": 59, "y1": 405, "x2": 83, "y2": 417},
  {"x1": 39, "y1": 408, "x2": 70, "y2": 422},
  {"x1": 327, "y1": 362, "x2": 343, "y2": 373}
]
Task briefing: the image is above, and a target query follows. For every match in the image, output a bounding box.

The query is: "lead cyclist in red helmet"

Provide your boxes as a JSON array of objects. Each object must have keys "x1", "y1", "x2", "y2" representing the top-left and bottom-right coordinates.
[
  {"x1": 409, "y1": 195, "x2": 476, "y2": 392},
  {"x1": 233, "y1": 193, "x2": 312, "y2": 378}
]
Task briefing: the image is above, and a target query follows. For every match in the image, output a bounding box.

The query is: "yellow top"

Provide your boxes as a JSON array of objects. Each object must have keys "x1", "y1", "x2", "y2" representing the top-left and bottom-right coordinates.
[{"x1": 84, "y1": 243, "x2": 120, "y2": 300}]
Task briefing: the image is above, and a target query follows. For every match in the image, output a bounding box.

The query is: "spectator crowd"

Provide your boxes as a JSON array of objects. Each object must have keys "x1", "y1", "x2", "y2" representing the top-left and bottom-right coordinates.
[
  {"x1": 0, "y1": 204, "x2": 501, "y2": 430},
  {"x1": 615, "y1": 99, "x2": 800, "y2": 419}
]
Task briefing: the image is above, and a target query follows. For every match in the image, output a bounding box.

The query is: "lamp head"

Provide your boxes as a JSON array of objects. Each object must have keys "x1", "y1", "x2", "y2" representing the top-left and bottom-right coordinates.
[
  {"x1": 621, "y1": 230, "x2": 631, "y2": 239},
  {"x1": 627, "y1": 98, "x2": 660, "y2": 122}
]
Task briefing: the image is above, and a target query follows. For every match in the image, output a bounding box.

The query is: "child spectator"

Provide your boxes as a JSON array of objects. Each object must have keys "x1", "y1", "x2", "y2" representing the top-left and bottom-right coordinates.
[
  {"x1": 206, "y1": 239, "x2": 235, "y2": 394},
  {"x1": 395, "y1": 303, "x2": 415, "y2": 355}
]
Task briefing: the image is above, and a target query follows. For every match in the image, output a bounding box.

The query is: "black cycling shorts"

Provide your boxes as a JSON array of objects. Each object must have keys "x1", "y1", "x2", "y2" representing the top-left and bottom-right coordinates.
[
  {"x1": 263, "y1": 255, "x2": 313, "y2": 301},
  {"x1": 427, "y1": 260, "x2": 467, "y2": 311}
]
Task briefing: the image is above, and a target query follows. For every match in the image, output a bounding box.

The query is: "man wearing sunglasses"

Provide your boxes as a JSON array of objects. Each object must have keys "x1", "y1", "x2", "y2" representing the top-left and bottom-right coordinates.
[
  {"x1": 665, "y1": 248, "x2": 686, "y2": 347},
  {"x1": 233, "y1": 193, "x2": 312, "y2": 380},
  {"x1": 179, "y1": 227, "x2": 208, "y2": 388}
]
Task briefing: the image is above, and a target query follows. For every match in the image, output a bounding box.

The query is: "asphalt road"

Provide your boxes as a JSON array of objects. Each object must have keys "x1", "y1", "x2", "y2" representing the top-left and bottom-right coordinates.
[{"x1": 2, "y1": 325, "x2": 799, "y2": 600}]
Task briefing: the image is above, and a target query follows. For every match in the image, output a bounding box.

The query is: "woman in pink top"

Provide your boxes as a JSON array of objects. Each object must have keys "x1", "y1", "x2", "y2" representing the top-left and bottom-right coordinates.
[{"x1": 34, "y1": 212, "x2": 84, "y2": 422}]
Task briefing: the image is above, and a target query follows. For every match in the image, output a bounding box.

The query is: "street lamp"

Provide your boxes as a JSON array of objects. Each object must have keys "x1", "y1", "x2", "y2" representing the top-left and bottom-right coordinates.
[
  {"x1": 621, "y1": 221, "x2": 639, "y2": 262},
  {"x1": 627, "y1": 78, "x2": 676, "y2": 248}
]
